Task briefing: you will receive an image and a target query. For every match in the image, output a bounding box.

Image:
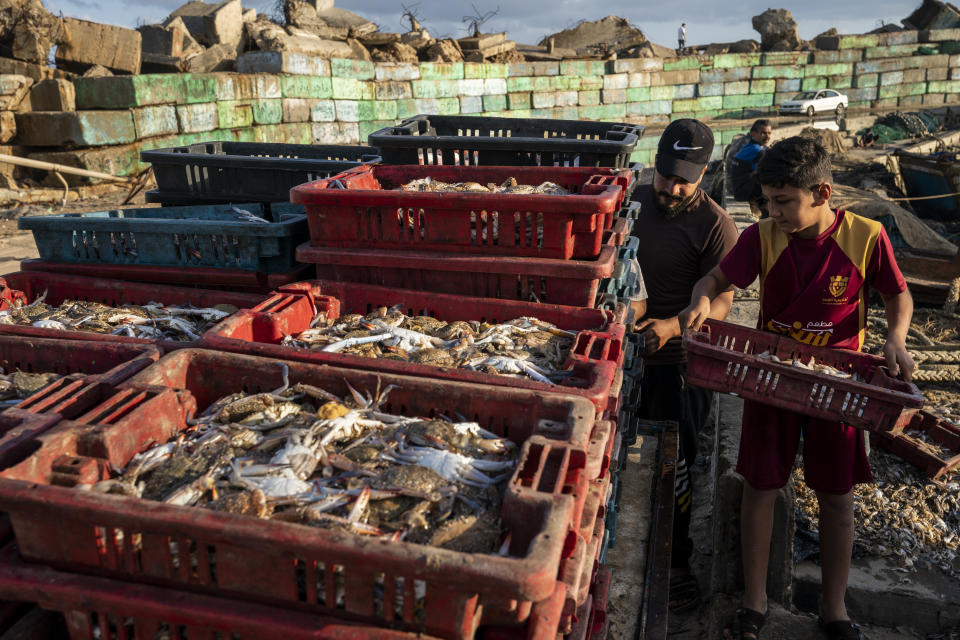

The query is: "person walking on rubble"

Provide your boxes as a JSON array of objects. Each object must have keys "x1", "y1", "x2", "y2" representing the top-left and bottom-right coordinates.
[
  {"x1": 629, "y1": 118, "x2": 739, "y2": 613},
  {"x1": 679, "y1": 136, "x2": 915, "y2": 640},
  {"x1": 677, "y1": 23, "x2": 687, "y2": 55}
]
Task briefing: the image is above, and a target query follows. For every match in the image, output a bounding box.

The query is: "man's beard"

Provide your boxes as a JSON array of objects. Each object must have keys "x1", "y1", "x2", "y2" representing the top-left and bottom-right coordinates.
[{"x1": 654, "y1": 190, "x2": 696, "y2": 218}]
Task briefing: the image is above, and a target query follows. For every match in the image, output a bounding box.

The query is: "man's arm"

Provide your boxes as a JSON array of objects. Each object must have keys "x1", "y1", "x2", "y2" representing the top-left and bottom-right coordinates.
[
  {"x1": 879, "y1": 289, "x2": 915, "y2": 382},
  {"x1": 635, "y1": 280, "x2": 733, "y2": 354}
]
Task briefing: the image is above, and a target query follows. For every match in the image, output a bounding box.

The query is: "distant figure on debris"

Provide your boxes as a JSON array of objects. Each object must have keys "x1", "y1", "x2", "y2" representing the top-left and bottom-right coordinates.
[
  {"x1": 731, "y1": 119, "x2": 773, "y2": 217},
  {"x1": 678, "y1": 23, "x2": 687, "y2": 54}
]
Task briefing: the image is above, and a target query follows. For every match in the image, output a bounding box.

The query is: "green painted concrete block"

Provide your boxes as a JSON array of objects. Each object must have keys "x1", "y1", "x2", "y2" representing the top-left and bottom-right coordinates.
[
  {"x1": 358, "y1": 119, "x2": 395, "y2": 142},
  {"x1": 801, "y1": 77, "x2": 828, "y2": 90},
  {"x1": 673, "y1": 96, "x2": 723, "y2": 112},
  {"x1": 664, "y1": 57, "x2": 702, "y2": 70},
  {"x1": 803, "y1": 63, "x2": 853, "y2": 77},
  {"x1": 838, "y1": 34, "x2": 880, "y2": 49},
  {"x1": 375, "y1": 99, "x2": 397, "y2": 120},
  {"x1": 865, "y1": 44, "x2": 919, "y2": 59},
  {"x1": 626, "y1": 87, "x2": 651, "y2": 102},
  {"x1": 674, "y1": 83, "x2": 696, "y2": 99},
  {"x1": 132, "y1": 105, "x2": 178, "y2": 139},
  {"x1": 828, "y1": 75, "x2": 852, "y2": 89},
  {"x1": 176, "y1": 102, "x2": 218, "y2": 133},
  {"x1": 331, "y1": 78, "x2": 375, "y2": 100},
  {"x1": 812, "y1": 50, "x2": 864, "y2": 64},
  {"x1": 375, "y1": 81, "x2": 412, "y2": 100},
  {"x1": 531, "y1": 61, "x2": 560, "y2": 76},
  {"x1": 532, "y1": 91, "x2": 556, "y2": 109},
  {"x1": 723, "y1": 81, "x2": 749, "y2": 95},
  {"x1": 752, "y1": 65, "x2": 803, "y2": 79},
  {"x1": 216, "y1": 101, "x2": 253, "y2": 129},
  {"x1": 181, "y1": 74, "x2": 219, "y2": 104},
  {"x1": 722, "y1": 93, "x2": 773, "y2": 109},
  {"x1": 762, "y1": 51, "x2": 810, "y2": 65},
  {"x1": 309, "y1": 100, "x2": 336, "y2": 122},
  {"x1": 484, "y1": 78, "x2": 508, "y2": 94},
  {"x1": 252, "y1": 99, "x2": 282, "y2": 125},
  {"x1": 650, "y1": 85, "x2": 674, "y2": 100},
  {"x1": 555, "y1": 106, "x2": 579, "y2": 120},
  {"x1": 281, "y1": 76, "x2": 333, "y2": 99},
  {"x1": 579, "y1": 75, "x2": 603, "y2": 90},
  {"x1": 697, "y1": 82, "x2": 723, "y2": 97},
  {"x1": 335, "y1": 100, "x2": 359, "y2": 122},
  {"x1": 701, "y1": 67, "x2": 751, "y2": 83},
  {"x1": 776, "y1": 78, "x2": 801, "y2": 92},
  {"x1": 880, "y1": 71, "x2": 904, "y2": 86},
  {"x1": 396, "y1": 98, "x2": 419, "y2": 119},
  {"x1": 331, "y1": 58, "x2": 375, "y2": 80},
  {"x1": 253, "y1": 123, "x2": 314, "y2": 145},
  {"x1": 602, "y1": 88, "x2": 626, "y2": 104},
  {"x1": 625, "y1": 100, "x2": 672, "y2": 116},
  {"x1": 375, "y1": 63, "x2": 420, "y2": 82},
  {"x1": 463, "y1": 62, "x2": 510, "y2": 79},
  {"x1": 555, "y1": 90, "x2": 578, "y2": 106},
  {"x1": 411, "y1": 79, "x2": 459, "y2": 99},
  {"x1": 356, "y1": 100, "x2": 376, "y2": 121},
  {"x1": 551, "y1": 75, "x2": 580, "y2": 90},
  {"x1": 419, "y1": 62, "x2": 464, "y2": 79},
  {"x1": 75, "y1": 75, "x2": 180, "y2": 108},
  {"x1": 853, "y1": 73, "x2": 878, "y2": 87},
  {"x1": 560, "y1": 60, "x2": 606, "y2": 76},
  {"x1": 898, "y1": 94, "x2": 924, "y2": 107},
  {"x1": 578, "y1": 90, "x2": 600, "y2": 106},
  {"x1": 628, "y1": 72, "x2": 651, "y2": 87},
  {"x1": 460, "y1": 95, "x2": 483, "y2": 113},
  {"x1": 506, "y1": 76, "x2": 533, "y2": 92},
  {"x1": 713, "y1": 53, "x2": 763, "y2": 68},
  {"x1": 457, "y1": 78, "x2": 485, "y2": 96},
  {"x1": 508, "y1": 92, "x2": 531, "y2": 109},
  {"x1": 846, "y1": 87, "x2": 878, "y2": 101},
  {"x1": 482, "y1": 94, "x2": 506, "y2": 112},
  {"x1": 927, "y1": 67, "x2": 949, "y2": 81},
  {"x1": 902, "y1": 68, "x2": 927, "y2": 83},
  {"x1": 902, "y1": 82, "x2": 928, "y2": 96},
  {"x1": 750, "y1": 79, "x2": 776, "y2": 93}
]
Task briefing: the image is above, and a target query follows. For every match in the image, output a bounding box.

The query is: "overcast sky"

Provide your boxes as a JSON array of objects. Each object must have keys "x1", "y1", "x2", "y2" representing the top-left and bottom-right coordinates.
[{"x1": 45, "y1": 0, "x2": 917, "y2": 50}]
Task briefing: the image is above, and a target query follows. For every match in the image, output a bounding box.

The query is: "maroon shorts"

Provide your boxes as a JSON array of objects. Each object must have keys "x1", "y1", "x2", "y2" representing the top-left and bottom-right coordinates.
[{"x1": 735, "y1": 399, "x2": 873, "y2": 494}]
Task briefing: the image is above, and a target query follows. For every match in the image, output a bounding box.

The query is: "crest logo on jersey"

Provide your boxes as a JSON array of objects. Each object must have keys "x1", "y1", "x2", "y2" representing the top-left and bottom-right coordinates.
[{"x1": 828, "y1": 275, "x2": 849, "y2": 298}]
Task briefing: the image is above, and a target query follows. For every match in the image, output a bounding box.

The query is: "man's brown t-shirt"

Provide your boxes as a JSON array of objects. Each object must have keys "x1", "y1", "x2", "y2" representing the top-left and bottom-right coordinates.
[{"x1": 632, "y1": 184, "x2": 739, "y2": 364}]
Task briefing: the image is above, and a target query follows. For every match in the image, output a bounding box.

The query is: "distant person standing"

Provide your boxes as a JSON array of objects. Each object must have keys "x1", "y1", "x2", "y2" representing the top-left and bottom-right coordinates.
[{"x1": 678, "y1": 23, "x2": 687, "y2": 54}]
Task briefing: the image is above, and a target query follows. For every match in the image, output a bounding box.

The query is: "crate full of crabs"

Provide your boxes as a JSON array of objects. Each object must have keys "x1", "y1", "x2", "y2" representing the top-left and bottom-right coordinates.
[
  {"x1": 289, "y1": 164, "x2": 633, "y2": 260},
  {"x1": 0, "y1": 349, "x2": 616, "y2": 639}
]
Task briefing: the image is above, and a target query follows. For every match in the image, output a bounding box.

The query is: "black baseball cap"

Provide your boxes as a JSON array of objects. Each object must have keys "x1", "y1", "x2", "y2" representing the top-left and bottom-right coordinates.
[{"x1": 655, "y1": 119, "x2": 715, "y2": 183}]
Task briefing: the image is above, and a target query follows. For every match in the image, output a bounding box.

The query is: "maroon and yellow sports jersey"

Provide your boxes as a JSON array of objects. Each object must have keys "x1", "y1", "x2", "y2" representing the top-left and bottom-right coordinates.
[{"x1": 719, "y1": 209, "x2": 907, "y2": 351}]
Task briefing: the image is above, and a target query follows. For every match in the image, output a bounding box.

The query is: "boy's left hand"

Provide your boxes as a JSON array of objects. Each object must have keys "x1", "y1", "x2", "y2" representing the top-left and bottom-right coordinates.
[{"x1": 882, "y1": 340, "x2": 915, "y2": 382}]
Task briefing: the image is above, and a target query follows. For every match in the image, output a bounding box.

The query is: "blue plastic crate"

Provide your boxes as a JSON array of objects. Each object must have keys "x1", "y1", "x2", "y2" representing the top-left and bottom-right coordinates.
[
  {"x1": 18, "y1": 203, "x2": 308, "y2": 273},
  {"x1": 600, "y1": 527, "x2": 612, "y2": 561},
  {"x1": 619, "y1": 200, "x2": 641, "y2": 220}
]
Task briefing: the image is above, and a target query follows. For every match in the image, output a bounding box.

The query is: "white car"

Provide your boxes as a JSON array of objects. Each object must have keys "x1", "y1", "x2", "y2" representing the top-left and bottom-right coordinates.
[{"x1": 779, "y1": 90, "x2": 849, "y2": 117}]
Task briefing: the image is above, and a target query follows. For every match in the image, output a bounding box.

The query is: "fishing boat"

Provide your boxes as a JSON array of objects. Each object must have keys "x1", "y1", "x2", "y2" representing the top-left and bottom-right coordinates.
[{"x1": 895, "y1": 149, "x2": 960, "y2": 220}]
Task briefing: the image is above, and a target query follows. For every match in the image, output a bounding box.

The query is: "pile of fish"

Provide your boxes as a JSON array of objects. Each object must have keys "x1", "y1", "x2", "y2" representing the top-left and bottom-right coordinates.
[
  {"x1": 794, "y1": 449, "x2": 960, "y2": 577},
  {"x1": 755, "y1": 350, "x2": 862, "y2": 380},
  {"x1": 281, "y1": 305, "x2": 576, "y2": 385},
  {"x1": 399, "y1": 176, "x2": 569, "y2": 195},
  {"x1": 86, "y1": 367, "x2": 519, "y2": 554},
  {"x1": 0, "y1": 291, "x2": 238, "y2": 342},
  {"x1": 0, "y1": 370, "x2": 62, "y2": 407}
]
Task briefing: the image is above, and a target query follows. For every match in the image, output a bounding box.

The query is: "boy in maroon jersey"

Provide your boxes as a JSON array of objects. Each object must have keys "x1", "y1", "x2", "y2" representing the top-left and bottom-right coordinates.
[{"x1": 678, "y1": 136, "x2": 915, "y2": 640}]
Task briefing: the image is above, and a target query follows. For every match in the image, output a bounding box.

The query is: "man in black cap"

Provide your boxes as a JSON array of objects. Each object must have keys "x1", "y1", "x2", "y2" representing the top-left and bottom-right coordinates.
[{"x1": 630, "y1": 118, "x2": 738, "y2": 613}]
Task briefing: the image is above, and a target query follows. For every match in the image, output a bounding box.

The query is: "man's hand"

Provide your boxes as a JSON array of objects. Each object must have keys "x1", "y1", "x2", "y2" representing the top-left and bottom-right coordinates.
[
  {"x1": 882, "y1": 340, "x2": 915, "y2": 383},
  {"x1": 635, "y1": 317, "x2": 682, "y2": 355},
  {"x1": 678, "y1": 296, "x2": 712, "y2": 334}
]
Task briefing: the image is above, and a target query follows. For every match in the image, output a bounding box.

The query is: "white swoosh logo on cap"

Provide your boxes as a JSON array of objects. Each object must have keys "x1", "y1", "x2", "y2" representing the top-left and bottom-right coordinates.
[{"x1": 673, "y1": 141, "x2": 703, "y2": 151}]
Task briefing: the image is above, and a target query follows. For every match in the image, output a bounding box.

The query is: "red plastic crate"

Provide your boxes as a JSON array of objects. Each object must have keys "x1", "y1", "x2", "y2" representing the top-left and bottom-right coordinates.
[
  {"x1": 20, "y1": 259, "x2": 315, "y2": 295},
  {"x1": 0, "y1": 349, "x2": 599, "y2": 639},
  {"x1": 684, "y1": 320, "x2": 924, "y2": 432},
  {"x1": 587, "y1": 566, "x2": 611, "y2": 640},
  {"x1": 557, "y1": 474, "x2": 609, "y2": 634},
  {"x1": 297, "y1": 242, "x2": 616, "y2": 308},
  {"x1": 202, "y1": 279, "x2": 626, "y2": 415},
  {"x1": 0, "y1": 271, "x2": 280, "y2": 351},
  {"x1": 0, "y1": 543, "x2": 431, "y2": 640},
  {"x1": 290, "y1": 164, "x2": 632, "y2": 260},
  {"x1": 0, "y1": 336, "x2": 160, "y2": 473}
]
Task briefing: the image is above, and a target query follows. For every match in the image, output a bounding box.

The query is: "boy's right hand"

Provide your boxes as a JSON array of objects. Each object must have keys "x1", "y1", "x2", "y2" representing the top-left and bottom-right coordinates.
[{"x1": 678, "y1": 296, "x2": 712, "y2": 333}]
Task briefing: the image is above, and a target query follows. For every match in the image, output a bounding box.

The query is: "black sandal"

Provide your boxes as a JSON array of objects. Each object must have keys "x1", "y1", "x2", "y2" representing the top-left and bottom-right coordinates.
[
  {"x1": 668, "y1": 570, "x2": 701, "y2": 613},
  {"x1": 723, "y1": 607, "x2": 769, "y2": 640},
  {"x1": 818, "y1": 617, "x2": 866, "y2": 640}
]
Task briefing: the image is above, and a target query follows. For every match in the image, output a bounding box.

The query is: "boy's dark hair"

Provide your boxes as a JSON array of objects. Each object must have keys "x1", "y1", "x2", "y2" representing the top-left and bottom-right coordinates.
[
  {"x1": 750, "y1": 119, "x2": 772, "y2": 132},
  {"x1": 756, "y1": 136, "x2": 832, "y2": 189}
]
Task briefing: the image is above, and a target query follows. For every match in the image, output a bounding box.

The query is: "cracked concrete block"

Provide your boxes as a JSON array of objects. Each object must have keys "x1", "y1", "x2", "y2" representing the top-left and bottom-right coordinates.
[
  {"x1": 165, "y1": 0, "x2": 242, "y2": 48},
  {"x1": 0, "y1": 75, "x2": 34, "y2": 111},
  {"x1": 184, "y1": 43, "x2": 237, "y2": 73},
  {"x1": 0, "y1": 112, "x2": 15, "y2": 143},
  {"x1": 14, "y1": 110, "x2": 136, "y2": 147},
  {"x1": 28, "y1": 79, "x2": 75, "y2": 111},
  {"x1": 56, "y1": 17, "x2": 142, "y2": 75}
]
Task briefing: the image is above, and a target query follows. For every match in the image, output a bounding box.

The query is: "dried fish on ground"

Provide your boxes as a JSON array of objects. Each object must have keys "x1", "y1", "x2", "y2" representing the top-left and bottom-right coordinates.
[
  {"x1": 400, "y1": 176, "x2": 569, "y2": 195},
  {"x1": 0, "y1": 291, "x2": 238, "y2": 342},
  {"x1": 794, "y1": 449, "x2": 960, "y2": 578},
  {"x1": 87, "y1": 368, "x2": 520, "y2": 555},
  {"x1": 0, "y1": 370, "x2": 62, "y2": 406},
  {"x1": 281, "y1": 305, "x2": 576, "y2": 384}
]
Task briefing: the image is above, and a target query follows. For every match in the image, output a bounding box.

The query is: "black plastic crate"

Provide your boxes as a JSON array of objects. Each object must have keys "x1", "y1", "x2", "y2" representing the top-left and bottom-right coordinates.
[
  {"x1": 368, "y1": 114, "x2": 643, "y2": 168},
  {"x1": 141, "y1": 142, "x2": 380, "y2": 205}
]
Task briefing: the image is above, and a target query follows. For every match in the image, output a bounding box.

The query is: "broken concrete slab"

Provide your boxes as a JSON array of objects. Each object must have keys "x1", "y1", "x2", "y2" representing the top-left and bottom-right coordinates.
[
  {"x1": 424, "y1": 39, "x2": 464, "y2": 63},
  {"x1": 285, "y1": 0, "x2": 349, "y2": 39},
  {"x1": 139, "y1": 17, "x2": 203, "y2": 58},
  {"x1": 904, "y1": 0, "x2": 960, "y2": 30},
  {"x1": 184, "y1": 42, "x2": 236, "y2": 73},
  {"x1": 81, "y1": 65, "x2": 113, "y2": 78},
  {"x1": 0, "y1": 111, "x2": 15, "y2": 143},
  {"x1": 361, "y1": 32, "x2": 401, "y2": 46},
  {"x1": 540, "y1": 16, "x2": 646, "y2": 56},
  {"x1": 370, "y1": 41, "x2": 418, "y2": 63},
  {"x1": 314, "y1": 6, "x2": 377, "y2": 38},
  {"x1": 0, "y1": 57, "x2": 70, "y2": 83},
  {"x1": 237, "y1": 50, "x2": 331, "y2": 75},
  {"x1": 14, "y1": 110, "x2": 136, "y2": 147},
  {"x1": 401, "y1": 29, "x2": 432, "y2": 50},
  {"x1": 165, "y1": 0, "x2": 242, "y2": 48},
  {"x1": 28, "y1": 79, "x2": 74, "y2": 111},
  {"x1": 6, "y1": 0, "x2": 65, "y2": 63},
  {"x1": 459, "y1": 32, "x2": 506, "y2": 50},
  {"x1": 56, "y1": 17, "x2": 142, "y2": 75},
  {"x1": 140, "y1": 53, "x2": 184, "y2": 74},
  {"x1": 0, "y1": 75, "x2": 33, "y2": 111},
  {"x1": 752, "y1": 8, "x2": 803, "y2": 51}
]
